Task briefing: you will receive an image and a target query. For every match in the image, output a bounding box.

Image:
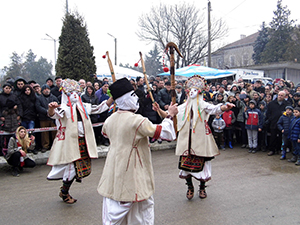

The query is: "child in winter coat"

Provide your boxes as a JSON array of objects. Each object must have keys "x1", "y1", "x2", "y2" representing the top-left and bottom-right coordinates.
[
  {"x1": 288, "y1": 107, "x2": 300, "y2": 165},
  {"x1": 222, "y1": 108, "x2": 236, "y2": 148},
  {"x1": 244, "y1": 100, "x2": 263, "y2": 153},
  {"x1": 258, "y1": 101, "x2": 267, "y2": 151},
  {"x1": 277, "y1": 106, "x2": 294, "y2": 160},
  {"x1": 212, "y1": 114, "x2": 226, "y2": 150}
]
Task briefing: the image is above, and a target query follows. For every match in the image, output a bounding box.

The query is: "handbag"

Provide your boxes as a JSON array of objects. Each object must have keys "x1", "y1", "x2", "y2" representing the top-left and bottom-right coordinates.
[
  {"x1": 178, "y1": 151, "x2": 205, "y2": 172},
  {"x1": 178, "y1": 109, "x2": 205, "y2": 172}
]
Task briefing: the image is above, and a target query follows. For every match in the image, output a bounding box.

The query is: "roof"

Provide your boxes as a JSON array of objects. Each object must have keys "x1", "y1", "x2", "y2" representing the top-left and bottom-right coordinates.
[{"x1": 213, "y1": 32, "x2": 259, "y2": 54}]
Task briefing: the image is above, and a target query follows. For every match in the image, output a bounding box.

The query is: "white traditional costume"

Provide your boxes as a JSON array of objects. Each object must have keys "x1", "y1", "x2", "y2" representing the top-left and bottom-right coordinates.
[
  {"x1": 47, "y1": 79, "x2": 110, "y2": 204},
  {"x1": 175, "y1": 75, "x2": 223, "y2": 200},
  {"x1": 97, "y1": 78, "x2": 176, "y2": 225}
]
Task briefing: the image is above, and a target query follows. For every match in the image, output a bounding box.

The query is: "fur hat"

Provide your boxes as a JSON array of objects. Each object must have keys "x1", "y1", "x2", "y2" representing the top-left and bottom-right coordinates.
[{"x1": 109, "y1": 78, "x2": 134, "y2": 100}]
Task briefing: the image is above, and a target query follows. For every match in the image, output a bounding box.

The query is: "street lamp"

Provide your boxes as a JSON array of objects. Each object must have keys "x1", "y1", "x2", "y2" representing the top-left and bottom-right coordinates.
[
  {"x1": 44, "y1": 33, "x2": 57, "y2": 71},
  {"x1": 107, "y1": 33, "x2": 117, "y2": 66}
]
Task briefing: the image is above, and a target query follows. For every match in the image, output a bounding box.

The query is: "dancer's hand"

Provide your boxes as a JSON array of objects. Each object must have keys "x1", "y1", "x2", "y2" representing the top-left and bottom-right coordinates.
[{"x1": 168, "y1": 102, "x2": 178, "y2": 117}]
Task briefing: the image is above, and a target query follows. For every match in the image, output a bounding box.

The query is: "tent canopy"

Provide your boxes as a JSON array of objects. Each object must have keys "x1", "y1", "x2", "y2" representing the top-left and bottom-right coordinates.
[
  {"x1": 96, "y1": 64, "x2": 143, "y2": 81},
  {"x1": 158, "y1": 64, "x2": 235, "y2": 80}
]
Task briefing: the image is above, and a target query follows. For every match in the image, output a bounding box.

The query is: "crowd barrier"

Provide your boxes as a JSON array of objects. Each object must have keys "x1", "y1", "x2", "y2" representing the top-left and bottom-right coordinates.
[{"x1": 0, "y1": 122, "x2": 104, "y2": 135}]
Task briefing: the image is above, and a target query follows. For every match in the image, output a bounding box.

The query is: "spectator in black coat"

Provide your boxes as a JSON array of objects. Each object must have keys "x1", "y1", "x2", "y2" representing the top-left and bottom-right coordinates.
[
  {"x1": 50, "y1": 77, "x2": 62, "y2": 102},
  {"x1": 157, "y1": 81, "x2": 172, "y2": 110},
  {"x1": 19, "y1": 85, "x2": 37, "y2": 129},
  {"x1": 81, "y1": 85, "x2": 104, "y2": 145},
  {"x1": 0, "y1": 83, "x2": 23, "y2": 155},
  {"x1": 266, "y1": 91, "x2": 291, "y2": 156},
  {"x1": 36, "y1": 84, "x2": 58, "y2": 152},
  {"x1": 13, "y1": 77, "x2": 27, "y2": 97}
]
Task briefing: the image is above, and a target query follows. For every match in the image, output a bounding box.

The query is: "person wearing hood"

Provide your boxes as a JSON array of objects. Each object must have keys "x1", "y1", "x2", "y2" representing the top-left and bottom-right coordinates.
[
  {"x1": 227, "y1": 84, "x2": 240, "y2": 96},
  {"x1": 35, "y1": 84, "x2": 58, "y2": 153},
  {"x1": 47, "y1": 79, "x2": 113, "y2": 204},
  {"x1": 13, "y1": 77, "x2": 27, "y2": 97},
  {"x1": 277, "y1": 106, "x2": 294, "y2": 160},
  {"x1": 0, "y1": 83, "x2": 23, "y2": 155},
  {"x1": 258, "y1": 101, "x2": 268, "y2": 152},
  {"x1": 97, "y1": 78, "x2": 178, "y2": 224}
]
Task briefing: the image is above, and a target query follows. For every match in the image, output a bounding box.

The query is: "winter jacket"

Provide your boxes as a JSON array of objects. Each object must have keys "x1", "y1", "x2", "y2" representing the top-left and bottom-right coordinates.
[
  {"x1": 236, "y1": 100, "x2": 246, "y2": 122},
  {"x1": 36, "y1": 93, "x2": 58, "y2": 120},
  {"x1": 212, "y1": 117, "x2": 226, "y2": 133},
  {"x1": 50, "y1": 86, "x2": 61, "y2": 100},
  {"x1": 5, "y1": 135, "x2": 35, "y2": 161},
  {"x1": 222, "y1": 110, "x2": 236, "y2": 129},
  {"x1": 244, "y1": 108, "x2": 263, "y2": 130},
  {"x1": 266, "y1": 100, "x2": 291, "y2": 129},
  {"x1": 0, "y1": 92, "x2": 23, "y2": 118},
  {"x1": 277, "y1": 113, "x2": 294, "y2": 136},
  {"x1": 289, "y1": 117, "x2": 300, "y2": 141},
  {"x1": 157, "y1": 88, "x2": 172, "y2": 109},
  {"x1": 19, "y1": 93, "x2": 37, "y2": 121}
]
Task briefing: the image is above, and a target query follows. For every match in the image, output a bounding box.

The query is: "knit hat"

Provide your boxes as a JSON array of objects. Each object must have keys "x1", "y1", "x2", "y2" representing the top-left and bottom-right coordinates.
[
  {"x1": 249, "y1": 100, "x2": 256, "y2": 105},
  {"x1": 2, "y1": 83, "x2": 12, "y2": 89},
  {"x1": 285, "y1": 106, "x2": 294, "y2": 111},
  {"x1": 41, "y1": 84, "x2": 50, "y2": 91}
]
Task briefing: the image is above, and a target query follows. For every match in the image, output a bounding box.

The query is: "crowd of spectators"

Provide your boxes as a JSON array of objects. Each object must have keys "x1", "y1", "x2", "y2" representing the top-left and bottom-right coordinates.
[{"x1": 1, "y1": 75, "x2": 300, "y2": 166}]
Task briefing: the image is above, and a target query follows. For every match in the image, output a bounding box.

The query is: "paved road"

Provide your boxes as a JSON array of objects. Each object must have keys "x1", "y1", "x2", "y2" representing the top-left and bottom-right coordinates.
[{"x1": 1, "y1": 147, "x2": 300, "y2": 225}]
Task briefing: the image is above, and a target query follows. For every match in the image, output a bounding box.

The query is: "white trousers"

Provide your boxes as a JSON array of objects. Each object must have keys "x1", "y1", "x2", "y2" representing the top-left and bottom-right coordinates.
[
  {"x1": 47, "y1": 163, "x2": 76, "y2": 181},
  {"x1": 179, "y1": 161, "x2": 212, "y2": 181},
  {"x1": 102, "y1": 196, "x2": 154, "y2": 225}
]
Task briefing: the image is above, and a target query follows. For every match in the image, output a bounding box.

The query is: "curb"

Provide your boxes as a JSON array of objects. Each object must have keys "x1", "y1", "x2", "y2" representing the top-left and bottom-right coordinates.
[{"x1": 0, "y1": 141, "x2": 177, "y2": 167}]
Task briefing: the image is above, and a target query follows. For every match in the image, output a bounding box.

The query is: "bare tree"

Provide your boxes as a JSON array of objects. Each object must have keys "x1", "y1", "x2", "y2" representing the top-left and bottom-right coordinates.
[{"x1": 137, "y1": 3, "x2": 228, "y2": 68}]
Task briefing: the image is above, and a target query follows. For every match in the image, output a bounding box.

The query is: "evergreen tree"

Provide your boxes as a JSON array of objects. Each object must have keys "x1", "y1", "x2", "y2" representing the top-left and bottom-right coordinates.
[
  {"x1": 2, "y1": 50, "x2": 53, "y2": 84},
  {"x1": 252, "y1": 22, "x2": 269, "y2": 64},
  {"x1": 284, "y1": 25, "x2": 300, "y2": 62},
  {"x1": 260, "y1": 0, "x2": 294, "y2": 63},
  {"x1": 56, "y1": 12, "x2": 96, "y2": 81},
  {"x1": 3, "y1": 52, "x2": 25, "y2": 80},
  {"x1": 24, "y1": 49, "x2": 53, "y2": 84},
  {"x1": 144, "y1": 45, "x2": 163, "y2": 76}
]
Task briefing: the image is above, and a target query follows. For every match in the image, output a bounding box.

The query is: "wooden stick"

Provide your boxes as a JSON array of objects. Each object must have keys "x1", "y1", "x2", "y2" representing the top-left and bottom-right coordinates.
[
  {"x1": 106, "y1": 51, "x2": 117, "y2": 112},
  {"x1": 165, "y1": 42, "x2": 183, "y2": 132},
  {"x1": 139, "y1": 52, "x2": 162, "y2": 118}
]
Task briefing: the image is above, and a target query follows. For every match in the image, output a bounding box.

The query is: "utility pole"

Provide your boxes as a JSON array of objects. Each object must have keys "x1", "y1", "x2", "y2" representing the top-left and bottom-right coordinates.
[
  {"x1": 107, "y1": 33, "x2": 117, "y2": 66},
  {"x1": 66, "y1": 0, "x2": 69, "y2": 14},
  {"x1": 208, "y1": 1, "x2": 211, "y2": 67}
]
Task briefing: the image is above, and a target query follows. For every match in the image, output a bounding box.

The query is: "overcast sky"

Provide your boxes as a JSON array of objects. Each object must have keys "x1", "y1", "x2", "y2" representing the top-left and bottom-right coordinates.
[{"x1": 1, "y1": 0, "x2": 299, "y2": 75}]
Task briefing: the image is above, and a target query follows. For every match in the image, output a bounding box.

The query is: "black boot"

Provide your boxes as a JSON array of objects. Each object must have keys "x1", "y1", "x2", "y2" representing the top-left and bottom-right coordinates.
[
  {"x1": 12, "y1": 167, "x2": 20, "y2": 177},
  {"x1": 185, "y1": 177, "x2": 194, "y2": 200}
]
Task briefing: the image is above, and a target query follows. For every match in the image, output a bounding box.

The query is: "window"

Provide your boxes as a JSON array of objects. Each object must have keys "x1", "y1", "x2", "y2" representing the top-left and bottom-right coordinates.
[{"x1": 230, "y1": 55, "x2": 235, "y2": 67}]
